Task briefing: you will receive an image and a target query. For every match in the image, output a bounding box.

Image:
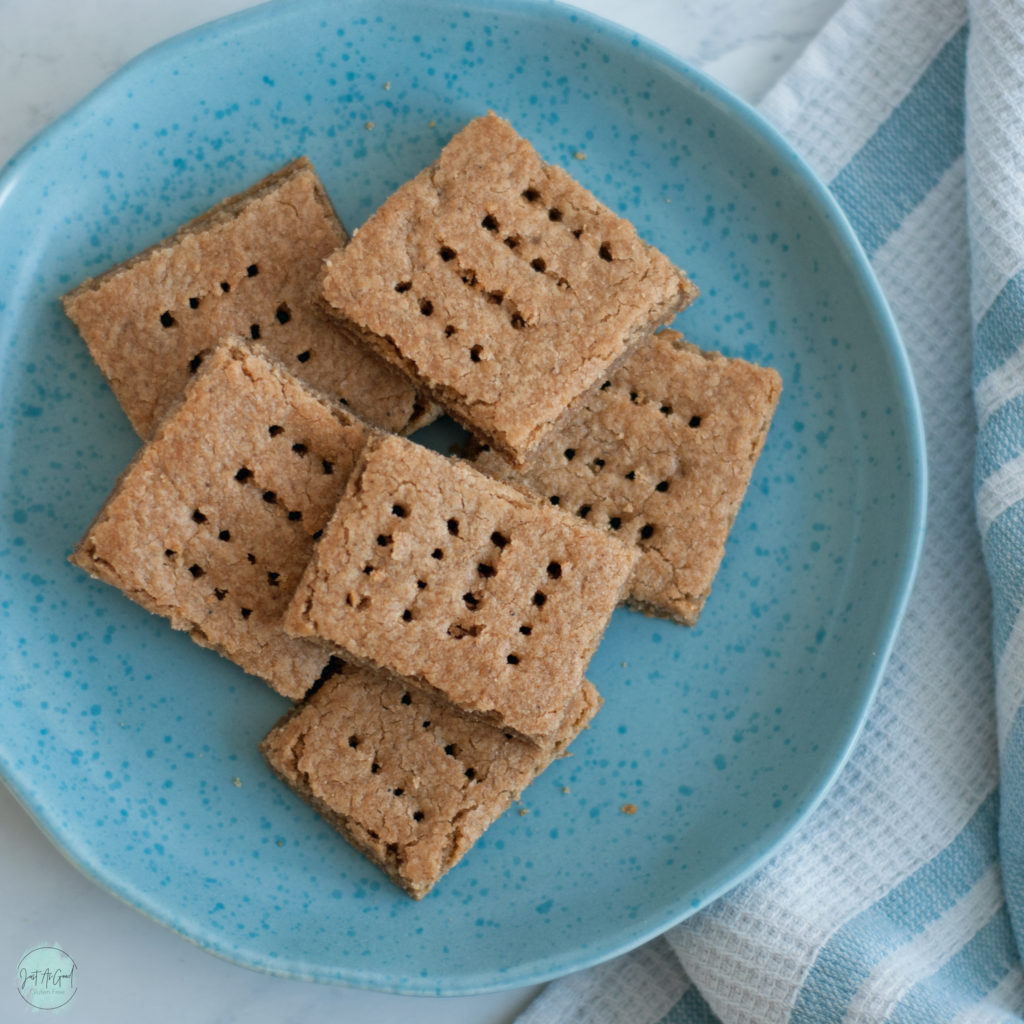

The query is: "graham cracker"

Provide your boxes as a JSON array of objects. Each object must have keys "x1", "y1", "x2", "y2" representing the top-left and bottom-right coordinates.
[
  {"x1": 70, "y1": 340, "x2": 372, "y2": 700},
  {"x1": 319, "y1": 113, "x2": 699, "y2": 465},
  {"x1": 260, "y1": 663, "x2": 601, "y2": 899},
  {"x1": 473, "y1": 330, "x2": 781, "y2": 625},
  {"x1": 285, "y1": 433, "x2": 636, "y2": 743},
  {"x1": 62, "y1": 157, "x2": 435, "y2": 438}
]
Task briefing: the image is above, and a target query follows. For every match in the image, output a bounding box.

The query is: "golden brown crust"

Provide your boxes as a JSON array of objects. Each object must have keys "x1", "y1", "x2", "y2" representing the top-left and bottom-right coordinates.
[
  {"x1": 259, "y1": 665, "x2": 601, "y2": 898},
  {"x1": 285, "y1": 433, "x2": 635, "y2": 742},
  {"x1": 320, "y1": 113, "x2": 699, "y2": 465},
  {"x1": 62, "y1": 158, "x2": 436, "y2": 438},
  {"x1": 70, "y1": 340, "x2": 373, "y2": 699},
  {"x1": 473, "y1": 330, "x2": 781, "y2": 624}
]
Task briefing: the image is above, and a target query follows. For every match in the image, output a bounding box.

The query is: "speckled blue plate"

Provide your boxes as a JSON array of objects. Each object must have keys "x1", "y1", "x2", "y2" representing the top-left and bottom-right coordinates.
[{"x1": 0, "y1": 0, "x2": 925, "y2": 996}]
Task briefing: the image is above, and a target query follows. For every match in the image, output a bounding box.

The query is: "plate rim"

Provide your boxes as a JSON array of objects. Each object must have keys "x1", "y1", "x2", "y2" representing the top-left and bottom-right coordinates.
[{"x1": 0, "y1": 0, "x2": 928, "y2": 995}]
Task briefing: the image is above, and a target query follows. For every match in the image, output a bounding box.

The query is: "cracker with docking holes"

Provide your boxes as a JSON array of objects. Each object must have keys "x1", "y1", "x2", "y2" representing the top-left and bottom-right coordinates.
[
  {"x1": 284, "y1": 432, "x2": 636, "y2": 744},
  {"x1": 70, "y1": 340, "x2": 373, "y2": 700},
  {"x1": 62, "y1": 157, "x2": 435, "y2": 438},
  {"x1": 260, "y1": 665, "x2": 601, "y2": 899},
  {"x1": 473, "y1": 330, "x2": 781, "y2": 625},
  {"x1": 319, "y1": 112, "x2": 699, "y2": 466}
]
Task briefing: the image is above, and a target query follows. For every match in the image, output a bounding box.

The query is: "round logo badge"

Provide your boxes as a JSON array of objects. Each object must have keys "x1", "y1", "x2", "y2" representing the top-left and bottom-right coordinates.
[{"x1": 16, "y1": 945, "x2": 77, "y2": 1010}]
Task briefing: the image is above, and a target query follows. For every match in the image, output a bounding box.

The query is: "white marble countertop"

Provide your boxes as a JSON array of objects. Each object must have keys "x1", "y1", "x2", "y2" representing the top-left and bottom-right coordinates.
[{"x1": 0, "y1": 1, "x2": 842, "y2": 1021}]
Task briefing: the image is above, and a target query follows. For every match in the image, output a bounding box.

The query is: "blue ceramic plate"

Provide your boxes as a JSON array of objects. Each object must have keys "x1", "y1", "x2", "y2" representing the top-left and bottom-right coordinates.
[{"x1": 0, "y1": 0, "x2": 925, "y2": 996}]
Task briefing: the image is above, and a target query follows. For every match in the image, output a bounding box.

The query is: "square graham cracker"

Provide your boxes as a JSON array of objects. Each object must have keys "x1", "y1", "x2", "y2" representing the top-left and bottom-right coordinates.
[
  {"x1": 260, "y1": 665, "x2": 601, "y2": 899},
  {"x1": 319, "y1": 112, "x2": 699, "y2": 466},
  {"x1": 285, "y1": 433, "x2": 636, "y2": 744},
  {"x1": 473, "y1": 330, "x2": 782, "y2": 625},
  {"x1": 70, "y1": 340, "x2": 373, "y2": 700},
  {"x1": 62, "y1": 157, "x2": 435, "y2": 438}
]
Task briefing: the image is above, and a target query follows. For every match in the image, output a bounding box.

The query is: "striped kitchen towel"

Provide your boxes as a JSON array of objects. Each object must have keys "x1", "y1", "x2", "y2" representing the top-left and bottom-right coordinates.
[{"x1": 518, "y1": 0, "x2": 1024, "y2": 1020}]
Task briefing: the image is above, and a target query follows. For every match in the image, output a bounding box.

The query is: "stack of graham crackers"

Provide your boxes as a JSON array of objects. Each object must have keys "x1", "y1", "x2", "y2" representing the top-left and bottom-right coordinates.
[{"x1": 63, "y1": 112, "x2": 780, "y2": 900}]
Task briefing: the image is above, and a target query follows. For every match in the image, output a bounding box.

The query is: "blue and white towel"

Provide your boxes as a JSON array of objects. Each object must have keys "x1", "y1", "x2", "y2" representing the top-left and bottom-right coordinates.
[{"x1": 519, "y1": 0, "x2": 1024, "y2": 1020}]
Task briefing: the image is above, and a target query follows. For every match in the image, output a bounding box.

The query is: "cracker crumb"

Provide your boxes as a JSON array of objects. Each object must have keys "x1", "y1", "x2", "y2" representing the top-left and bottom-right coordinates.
[
  {"x1": 561, "y1": 786, "x2": 571, "y2": 794},
  {"x1": 573, "y1": 150, "x2": 587, "y2": 160},
  {"x1": 518, "y1": 807, "x2": 530, "y2": 816},
  {"x1": 621, "y1": 803, "x2": 637, "y2": 815},
  {"x1": 365, "y1": 121, "x2": 375, "y2": 130},
  {"x1": 232, "y1": 776, "x2": 243, "y2": 788},
  {"x1": 384, "y1": 81, "x2": 391, "y2": 90},
  {"x1": 276, "y1": 839, "x2": 284, "y2": 847},
  {"x1": 428, "y1": 120, "x2": 436, "y2": 128}
]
